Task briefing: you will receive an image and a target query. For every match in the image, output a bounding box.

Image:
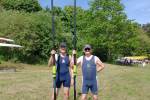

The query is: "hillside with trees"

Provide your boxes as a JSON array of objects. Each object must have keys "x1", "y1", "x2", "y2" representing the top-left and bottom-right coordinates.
[{"x1": 0, "y1": 0, "x2": 150, "y2": 64}]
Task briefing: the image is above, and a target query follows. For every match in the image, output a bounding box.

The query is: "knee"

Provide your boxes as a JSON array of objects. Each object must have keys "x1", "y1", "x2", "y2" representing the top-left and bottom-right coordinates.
[
  {"x1": 81, "y1": 98, "x2": 85, "y2": 100},
  {"x1": 81, "y1": 96, "x2": 86, "y2": 100},
  {"x1": 51, "y1": 94, "x2": 58, "y2": 100},
  {"x1": 93, "y1": 96, "x2": 98, "y2": 100},
  {"x1": 64, "y1": 92, "x2": 69, "y2": 98}
]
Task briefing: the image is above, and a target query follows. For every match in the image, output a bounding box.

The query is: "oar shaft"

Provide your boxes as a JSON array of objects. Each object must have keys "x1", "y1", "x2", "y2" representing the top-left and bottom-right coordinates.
[
  {"x1": 74, "y1": 0, "x2": 76, "y2": 100},
  {"x1": 74, "y1": 0, "x2": 76, "y2": 50},
  {"x1": 52, "y1": 0, "x2": 55, "y2": 50},
  {"x1": 51, "y1": 0, "x2": 56, "y2": 100}
]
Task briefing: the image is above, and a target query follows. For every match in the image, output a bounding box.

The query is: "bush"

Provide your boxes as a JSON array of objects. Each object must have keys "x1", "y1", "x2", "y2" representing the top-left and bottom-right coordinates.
[
  {"x1": 1, "y1": 0, "x2": 43, "y2": 13},
  {"x1": 147, "y1": 54, "x2": 150, "y2": 60},
  {"x1": 108, "y1": 53, "x2": 119, "y2": 63}
]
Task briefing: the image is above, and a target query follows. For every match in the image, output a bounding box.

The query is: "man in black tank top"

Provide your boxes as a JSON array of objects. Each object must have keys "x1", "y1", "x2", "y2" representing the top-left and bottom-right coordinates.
[
  {"x1": 48, "y1": 43, "x2": 74, "y2": 100},
  {"x1": 72, "y1": 44, "x2": 105, "y2": 100}
]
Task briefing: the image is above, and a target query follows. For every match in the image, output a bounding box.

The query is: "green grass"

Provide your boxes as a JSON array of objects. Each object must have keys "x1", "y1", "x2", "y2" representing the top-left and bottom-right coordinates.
[{"x1": 0, "y1": 62, "x2": 150, "y2": 100}]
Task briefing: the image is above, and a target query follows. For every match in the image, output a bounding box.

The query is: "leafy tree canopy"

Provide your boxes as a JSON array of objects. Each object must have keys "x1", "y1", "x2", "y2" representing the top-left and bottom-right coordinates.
[{"x1": 1, "y1": 0, "x2": 43, "y2": 12}]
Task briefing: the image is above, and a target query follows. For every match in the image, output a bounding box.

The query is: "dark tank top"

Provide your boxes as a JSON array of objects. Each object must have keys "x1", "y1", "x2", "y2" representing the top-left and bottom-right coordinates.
[{"x1": 82, "y1": 55, "x2": 97, "y2": 80}]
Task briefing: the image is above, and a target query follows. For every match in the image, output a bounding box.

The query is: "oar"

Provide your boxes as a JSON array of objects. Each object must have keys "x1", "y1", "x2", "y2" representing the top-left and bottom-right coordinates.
[
  {"x1": 0, "y1": 38, "x2": 14, "y2": 42},
  {"x1": 74, "y1": 0, "x2": 77, "y2": 100},
  {"x1": 51, "y1": 0, "x2": 56, "y2": 100},
  {"x1": 0, "y1": 43, "x2": 22, "y2": 47}
]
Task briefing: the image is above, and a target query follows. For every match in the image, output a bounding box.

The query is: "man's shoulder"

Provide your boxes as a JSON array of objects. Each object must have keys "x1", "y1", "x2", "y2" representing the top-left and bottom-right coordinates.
[
  {"x1": 77, "y1": 56, "x2": 83, "y2": 60},
  {"x1": 68, "y1": 54, "x2": 71, "y2": 59},
  {"x1": 94, "y1": 55, "x2": 101, "y2": 61},
  {"x1": 55, "y1": 54, "x2": 58, "y2": 56},
  {"x1": 79, "y1": 56, "x2": 83, "y2": 59},
  {"x1": 94, "y1": 55, "x2": 98, "y2": 59}
]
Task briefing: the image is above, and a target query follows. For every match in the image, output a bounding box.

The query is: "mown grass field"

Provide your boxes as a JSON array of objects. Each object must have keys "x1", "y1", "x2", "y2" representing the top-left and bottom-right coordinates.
[{"x1": 0, "y1": 61, "x2": 150, "y2": 100}]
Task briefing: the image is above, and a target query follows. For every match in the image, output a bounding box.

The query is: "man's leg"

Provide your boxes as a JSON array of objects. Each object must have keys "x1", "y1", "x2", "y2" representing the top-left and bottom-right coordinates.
[
  {"x1": 92, "y1": 94, "x2": 98, "y2": 100},
  {"x1": 91, "y1": 77, "x2": 98, "y2": 100},
  {"x1": 81, "y1": 79, "x2": 89, "y2": 100},
  {"x1": 62, "y1": 73, "x2": 71, "y2": 100},
  {"x1": 81, "y1": 94, "x2": 87, "y2": 100},
  {"x1": 51, "y1": 88, "x2": 60, "y2": 100},
  {"x1": 63, "y1": 87, "x2": 70, "y2": 100}
]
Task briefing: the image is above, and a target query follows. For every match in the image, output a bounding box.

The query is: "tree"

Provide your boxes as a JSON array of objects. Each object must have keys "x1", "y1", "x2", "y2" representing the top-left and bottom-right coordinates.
[
  {"x1": 1, "y1": 0, "x2": 43, "y2": 12},
  {"x1": 0, "y1": 10, "x2": 67, "y2": 63},
  {"x1": 141, "y1": 23, "x2": 150, "y2": 38},
  {"x1": 142, "y1": 24, "x2": 148, "y2": 31},
  {"x1": 60, "y1": 5, "x2": 86, "y2": 34},
  {"x1": 78, "y1": 0, "x2": 140, "y2": 62},
  {"x1": 146, "y1": 23, "x2": 150, "y2": 37},
  {"x1": 45, "y1": 6, "x2": 62, "y2": 16},
  {"x1": 0, "y1": 0, "x2": 4, "y2": 12},
  {"x1": 131, "y1": 28, "x2": 150, "y2": 56}
]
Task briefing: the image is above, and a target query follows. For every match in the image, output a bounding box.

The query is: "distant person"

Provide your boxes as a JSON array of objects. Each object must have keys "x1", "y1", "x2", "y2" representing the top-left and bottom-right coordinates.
[
  {"x1": 142, "y1": 59, "x2": 146, "y2": 67},
  {"x1": 72, "y1": 44, "x2": 105, "y2": 100},
  {"x1": 130, "y1": 59, "x2": 133, "y2": 65},
  {"x1": 145, "y1": 58, "x2": 148, "y2": 66},
  {"x1": 124, "y1": 58, "x2": 128, "y2": 66}
]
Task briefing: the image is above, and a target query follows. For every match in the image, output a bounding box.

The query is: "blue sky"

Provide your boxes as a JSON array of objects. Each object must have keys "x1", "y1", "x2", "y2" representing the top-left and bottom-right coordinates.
[{"x1": 38, "y1": 0, "x2": 150, "y2": 25}]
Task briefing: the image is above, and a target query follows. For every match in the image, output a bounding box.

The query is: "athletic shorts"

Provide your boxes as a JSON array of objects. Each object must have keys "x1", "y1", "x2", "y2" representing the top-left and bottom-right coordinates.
[
  {"x1": 82, "y1": 78, "x2": 98, "y2": 94},
  {"x1": 53, "y1": 73, "x2": 71, "y2": 88}
]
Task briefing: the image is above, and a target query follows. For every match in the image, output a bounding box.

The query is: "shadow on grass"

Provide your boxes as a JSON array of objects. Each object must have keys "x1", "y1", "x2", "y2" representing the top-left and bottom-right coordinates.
[
  {"x1": 126, "y1": 65, "x2": 140, "y2": 67},
  {"x1": 77, "y1": 92, "x2": 92, "y2": 100},
  {"x1": 0, "y1": 65, "x2": 24, "y2": 72},
  {"x1": 77, "y1": 92, "x2": 82, "y2": 100},
  {"x1": 112, "y1": 62, "x2": 141, "y2": 67}
]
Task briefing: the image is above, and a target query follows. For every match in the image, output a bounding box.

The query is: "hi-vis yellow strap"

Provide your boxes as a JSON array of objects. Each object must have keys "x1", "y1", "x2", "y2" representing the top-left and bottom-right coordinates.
[
  {"x1": 73, "y1": 65, "x2": 77, "y2": 76},
  {"x1": 52, "y1": 66, "x2": 56, "y2": 77}
]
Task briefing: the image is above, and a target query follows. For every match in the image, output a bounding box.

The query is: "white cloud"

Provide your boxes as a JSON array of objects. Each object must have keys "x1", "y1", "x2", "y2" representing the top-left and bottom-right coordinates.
[
  {"x1": 148, "y1": 9, "x2": 150, "y2": 11},
  {"x1": 120, "y1": 0, "x2": 150, "y2": 13},
  {"x1": 140, "y1": 9, "x2": 145, "y2": 11}
]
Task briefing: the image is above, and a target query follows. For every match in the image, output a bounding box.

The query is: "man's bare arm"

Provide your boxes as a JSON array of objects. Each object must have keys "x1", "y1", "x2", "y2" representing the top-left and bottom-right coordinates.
[
  {"x1": 48, "y1": 55, "x2": 53, "y2": 67},
  {"x1": 69, "y1": 55, "x2": 74, "y2": 78},
  {"x1": 48, "y1": 50, "x2": 57, "y2": 67},
  {"x1": 96, "y1": 56, "x2": 105, "y2": 72},
  {"x1": 71, "y1": 50, "x2": 81, "y2": 66}
]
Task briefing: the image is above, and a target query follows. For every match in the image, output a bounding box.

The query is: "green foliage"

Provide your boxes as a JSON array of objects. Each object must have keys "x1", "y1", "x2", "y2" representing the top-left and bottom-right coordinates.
[
  {"x1": 45, "y1": 6, "x2": 62, "y2": 16},
  {"x1": 146, "y1": 23, "x2": 150, "y2": 37},
  {"x1": 53, "y1": 6, "x2": 62, "y2": 16},
  {"x1": 60, "y1": 5, "x2": 86, "y2": 34},
  {"x1": 109, "y1": 54, "x2": 118, "y2": 63},
  {"x1": 1, "y1": 0, "x2": 43, "y2": 12},
  {"x1": 78, "y1": 0, "x2": 140, "y2": 61},
  {"x1": 0, "y1": 10, "x2": 66, "y2": 63},
  {"x1": 9, "y1": 57, "x2": 18, "y2": 63},
  {"x1": 0, "y1": 0, "x2": 149, "y2": 64},
  {"x1": 0, "y1": 0, "x2": 4, "y2": 11},
  {"x1": 147, "y1": 54, "x2": 150, "y2": 60},
  {"x1": 131, "y1": 28, "x2": 150, "y2": 56}
]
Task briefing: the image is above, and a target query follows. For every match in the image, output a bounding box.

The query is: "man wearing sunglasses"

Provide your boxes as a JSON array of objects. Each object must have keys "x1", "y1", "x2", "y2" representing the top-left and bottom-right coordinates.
[
  {"x1": 72, "y1": 44, "x2": 105, "y2": 100},
  {"x1": 48, "y1": 43, "x2": 74, "y2": 100}
]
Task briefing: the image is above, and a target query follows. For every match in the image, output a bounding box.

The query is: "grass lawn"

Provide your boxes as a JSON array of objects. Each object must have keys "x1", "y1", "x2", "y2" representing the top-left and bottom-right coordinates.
[{"x1": 0, "y1": 61, "x2": 150, "y2": 100}]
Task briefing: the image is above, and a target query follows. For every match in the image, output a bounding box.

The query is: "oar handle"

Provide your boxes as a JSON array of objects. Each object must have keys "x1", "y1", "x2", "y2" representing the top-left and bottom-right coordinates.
[{"x1": 52, "y1": 54, "x2": 56, "y2": 77}]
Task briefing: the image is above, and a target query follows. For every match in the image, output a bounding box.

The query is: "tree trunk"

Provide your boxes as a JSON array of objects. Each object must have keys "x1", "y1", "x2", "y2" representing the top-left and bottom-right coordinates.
[{"x1": 108, "y1": 47, "x2": 110, "y2": 60}]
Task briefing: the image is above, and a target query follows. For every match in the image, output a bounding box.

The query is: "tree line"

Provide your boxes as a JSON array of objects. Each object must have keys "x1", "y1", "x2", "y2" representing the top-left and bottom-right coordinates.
[{"x1": 0, "y1": 0, "x2": 150, "y2": 64}]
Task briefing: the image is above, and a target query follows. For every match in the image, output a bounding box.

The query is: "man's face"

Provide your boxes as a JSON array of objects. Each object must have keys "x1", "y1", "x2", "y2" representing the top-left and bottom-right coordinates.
[
  {"x1": 59, "y1": 46, "x2": 66, "y2": 53},
  {"x1": 84, "y1": 48, "x2": 91, "y2": 54}
]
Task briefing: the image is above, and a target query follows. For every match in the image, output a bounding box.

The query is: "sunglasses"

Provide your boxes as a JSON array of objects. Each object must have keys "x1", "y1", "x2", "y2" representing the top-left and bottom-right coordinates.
[{"x1": 85, "y1": 48, "x2": 90, "y2": 51}]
